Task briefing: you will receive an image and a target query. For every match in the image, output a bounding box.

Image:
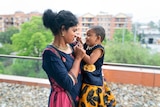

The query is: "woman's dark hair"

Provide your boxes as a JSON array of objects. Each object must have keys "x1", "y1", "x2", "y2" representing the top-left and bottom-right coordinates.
[
  {"x1": 90, "y1": 26, "x2": 106, "y2": 42},
  {"x1": 42, "y1": 9, "x2": 78, "y2": 36}
]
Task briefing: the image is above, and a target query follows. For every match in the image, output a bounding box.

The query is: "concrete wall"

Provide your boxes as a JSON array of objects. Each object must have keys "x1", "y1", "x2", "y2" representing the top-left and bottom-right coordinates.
[
  {"x1": 102, "y1": 65, "x2": 160, "y2": 87},
  {"x1": 0, "y1": 65, "x2": 160, "y2": 87}
]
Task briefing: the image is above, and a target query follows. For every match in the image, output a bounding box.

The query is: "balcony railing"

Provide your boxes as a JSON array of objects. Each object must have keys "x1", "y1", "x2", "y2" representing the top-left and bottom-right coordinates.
[{"x1": 0, "y1": 54, "x2": 160, "y2": 87}]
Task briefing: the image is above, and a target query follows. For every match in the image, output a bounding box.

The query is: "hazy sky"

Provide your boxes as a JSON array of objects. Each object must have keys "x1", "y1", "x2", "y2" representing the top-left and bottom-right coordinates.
[{"x1": 1, "y1": 0, "x2": 160, "y2": 22}]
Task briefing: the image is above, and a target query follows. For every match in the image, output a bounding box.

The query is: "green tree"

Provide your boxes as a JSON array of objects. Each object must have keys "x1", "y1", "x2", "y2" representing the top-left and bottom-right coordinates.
[
  {"x1": 104, "y1": 40, "x2": 160, "y2": 66},
  {"x1": 0, "y1": 44, "x2": 14, "y2": 54},
  {"x1": 11, "y1": 16, "x2": 52, "y2": 57},
  {"x1": 10, "y1": 59, "x2": 47, "y2": 78},
  {"x1": 104, "y1": 27, "x2": 160, "y2": 66},
  {"x1": 113, "y1": 29, "x2": 134, "y2": 43},
  {"x1": 0, "y1": 62, "x2": 4, "y2": 73},
  {"x1": 0, "y1": 27, "x2": 19, "y2": 44},
  {"x1": 11, "y1": 16, "x2": 52, "y2": 74}
]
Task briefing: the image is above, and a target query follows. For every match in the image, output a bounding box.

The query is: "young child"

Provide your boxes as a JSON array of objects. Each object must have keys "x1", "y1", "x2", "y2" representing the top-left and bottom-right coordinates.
[{"x1": 78, "y1": 25, "x2": 107, "y2": 107}]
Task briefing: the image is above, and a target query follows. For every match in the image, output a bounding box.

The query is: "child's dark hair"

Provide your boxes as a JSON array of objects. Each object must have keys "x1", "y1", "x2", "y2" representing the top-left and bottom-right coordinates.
[
  {"x1": 90, "y1": 25, "x2": 106, "y2": 42},
  {"x1": 42, "y1": 9, "x2": 78, "y2": 36}
]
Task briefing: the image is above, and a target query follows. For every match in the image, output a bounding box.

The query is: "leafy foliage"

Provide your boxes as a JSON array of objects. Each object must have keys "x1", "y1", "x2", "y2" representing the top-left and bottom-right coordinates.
[
  {"x1": 113, "y1": 29, "x2": 134, "y2": 43},
  {"x1": 104, "y1": 42, "x2": 160, "y2": 66},
  {"x1": 104, "y1": 28, "x2": 160, "y2": 66},
  {"x1": 0, "y1": 62, "x2": 4, "y2": 73},
  {"x1": 11, "y1": 16, "x2": 52, "y2": 57},
  {"x1": 0, "y1": 16, "x2": 53, "y2": 77},
  {"x1": 0, "y1": 44, "x2": 14, "y2": 54},
  {"x1": 9, "y1": 59, "x2": 47, "y2": 78},
  {"x1": 0, "y1": 27, "x2": 19, "y2": 44}
]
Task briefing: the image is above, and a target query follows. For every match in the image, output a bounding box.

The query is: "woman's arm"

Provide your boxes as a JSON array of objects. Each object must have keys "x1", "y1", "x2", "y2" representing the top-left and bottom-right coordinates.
[
  {"x1": 42, "y1": 50, "x2": 75, "y2": 91},
  {"x1": 69, "y1": 45, "x2": 85, "y2": 81},
  {"x1": 42, "y1": 46, "x2": 85, "y2": 91}
]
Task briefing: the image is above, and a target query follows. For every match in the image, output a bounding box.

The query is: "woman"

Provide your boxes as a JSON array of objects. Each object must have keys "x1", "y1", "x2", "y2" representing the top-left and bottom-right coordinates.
[{"x1": 42, "y1": 9, "x2": 85, "y2": 107}]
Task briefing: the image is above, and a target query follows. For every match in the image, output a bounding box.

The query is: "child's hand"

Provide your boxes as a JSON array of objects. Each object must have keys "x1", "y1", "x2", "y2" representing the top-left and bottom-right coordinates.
[
  {"x1": 76, "y1": 36, "x2": 83, "y2": 44},
  {"x1": 74, "y1": 45, "x2": 85, "y2": 60},
  {"x1": 77, "y1": 42, "x2": 83, "y2": 49}
]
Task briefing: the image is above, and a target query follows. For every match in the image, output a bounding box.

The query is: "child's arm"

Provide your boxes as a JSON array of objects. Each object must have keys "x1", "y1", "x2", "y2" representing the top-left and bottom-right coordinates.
[
  {"x1": 76, "y1": 36, "x2": 103, "y2": 64},
  {"x1": 83, "y1": 48, "x2": 103, "y2": 64}
]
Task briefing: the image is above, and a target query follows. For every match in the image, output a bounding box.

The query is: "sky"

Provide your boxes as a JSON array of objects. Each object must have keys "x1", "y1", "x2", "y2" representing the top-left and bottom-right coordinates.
[{"x1": 0, "y1": 0, "x2": 160, "y2": 23}]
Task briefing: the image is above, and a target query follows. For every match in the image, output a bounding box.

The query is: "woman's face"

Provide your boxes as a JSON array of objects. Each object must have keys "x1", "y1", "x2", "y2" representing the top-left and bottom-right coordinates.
[{"x1": 64, "y1": 26, "x2": 78, "y2": 44}]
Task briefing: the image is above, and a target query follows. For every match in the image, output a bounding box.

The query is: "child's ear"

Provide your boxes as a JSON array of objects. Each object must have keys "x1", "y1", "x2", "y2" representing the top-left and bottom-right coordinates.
[{"x1": 97, "y1": 35, "x2": 102, "y2": 41}]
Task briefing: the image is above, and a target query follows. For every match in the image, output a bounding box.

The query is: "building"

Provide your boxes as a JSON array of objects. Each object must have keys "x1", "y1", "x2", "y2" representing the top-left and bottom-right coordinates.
[
  {"x1": 138, "y1": 25, "x2": 160, "y2": 44},
  {"x1": 78, "y1": 12, "x2": 132, "y2": 40},
  {"x1": 111, "y1": 13, "x2": 132, "y2": 39},
  {"x1": 0, "y1": 11, "x2": 132, "y2": 41},
  {"x1": 96, "y1": 12, "x2": 113, "y2": 40},
  {"x1": 137, "y1": 25, "x2": 160, "y2": 53},
  {"x1": 78, "y1": 13, "x2": 97, "y2": 42},
  {"x1": 0, "y1": 11, "x2": 41, "y2": 32}
]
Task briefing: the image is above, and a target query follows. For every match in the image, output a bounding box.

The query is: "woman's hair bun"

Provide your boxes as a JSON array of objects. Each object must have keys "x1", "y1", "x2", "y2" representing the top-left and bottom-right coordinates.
[{"x1": 42, "y1": 9, "x2": 57, "y2": 28}]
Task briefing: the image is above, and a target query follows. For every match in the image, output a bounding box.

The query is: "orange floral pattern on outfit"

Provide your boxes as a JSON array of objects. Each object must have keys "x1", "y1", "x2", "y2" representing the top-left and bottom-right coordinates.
[{"x1": 83, "y1": 64, "x2": 96, "y2": 72}]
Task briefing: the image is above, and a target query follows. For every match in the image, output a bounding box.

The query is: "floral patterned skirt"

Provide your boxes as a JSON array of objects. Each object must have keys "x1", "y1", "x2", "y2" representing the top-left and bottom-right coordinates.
[{"x1": 78, "y1": 83, "x2": 105, "y2": 107}]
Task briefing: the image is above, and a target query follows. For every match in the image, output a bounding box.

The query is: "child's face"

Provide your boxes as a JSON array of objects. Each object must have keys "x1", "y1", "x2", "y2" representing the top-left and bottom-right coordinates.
[{"x1": 85, "y1": 29, "x2": 98, "y2": 46}]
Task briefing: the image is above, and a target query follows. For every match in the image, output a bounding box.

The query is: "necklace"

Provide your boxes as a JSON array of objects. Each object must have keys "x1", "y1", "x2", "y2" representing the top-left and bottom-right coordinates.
[
  {"x1": 52, "y1": 43, "x2": 69, "y2": 51},
  {"x1": 86, "y1": 44, "x2": 97, "y2": 50}
]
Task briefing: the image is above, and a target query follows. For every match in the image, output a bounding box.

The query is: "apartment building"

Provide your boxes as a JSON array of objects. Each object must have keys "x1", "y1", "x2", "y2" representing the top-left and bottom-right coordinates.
[
  {"x1": 78, "y1": 12, "x2": 132, "y2": 40},
  {"x1": 109, "y1": 13, "x2": 132, "y2": 40},
  {"x1": 0, "y1": 11, "x2": 41, "y2": 32},
  {"x1": 78, "y1": 13, "x2": 97, "y2": 42},
  {"x1": 96, "y1": 12, "x2": 113, "y2": 40},
  {"x1": 0, "y1": 11, "x2": 132, "y2": 41}
]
